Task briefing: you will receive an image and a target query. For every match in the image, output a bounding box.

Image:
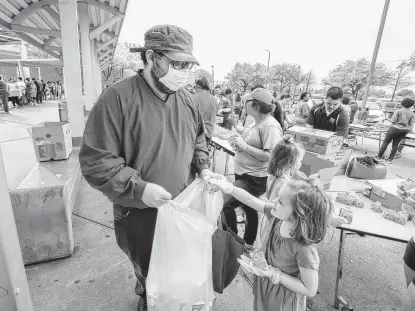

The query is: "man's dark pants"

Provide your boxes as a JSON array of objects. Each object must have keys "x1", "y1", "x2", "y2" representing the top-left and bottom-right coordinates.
[
  {"x1": 223, "y1": 174, "x2": 267, "y2": 246},
  {"x1": 114, "y1": 206, "x2": 158, "y2": 302},
  {"x1": 1, "y1": 94, "x2": 9, "y2": 112},
  {"x1": 36, "y1": 91, "x2": 42, "y2": 103}
]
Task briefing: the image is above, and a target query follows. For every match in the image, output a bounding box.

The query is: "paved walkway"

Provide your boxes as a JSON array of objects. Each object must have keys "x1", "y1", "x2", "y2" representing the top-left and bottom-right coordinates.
[{"x1": 2, "y1": 104, "x2": 415, "y2": 310}]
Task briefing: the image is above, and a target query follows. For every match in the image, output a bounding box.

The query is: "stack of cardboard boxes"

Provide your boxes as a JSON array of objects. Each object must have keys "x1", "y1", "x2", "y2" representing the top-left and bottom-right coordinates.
[{"x1": 287, "y1": 126, "x2": 352, "y2": 191}]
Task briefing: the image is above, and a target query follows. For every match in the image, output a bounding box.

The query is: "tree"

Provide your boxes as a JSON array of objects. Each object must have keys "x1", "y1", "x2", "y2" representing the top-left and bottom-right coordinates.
[
  {"x1": 410, "y1": 52, "x2": 415, "y2": 69},
  {"x1": 397, "y1": 89, "x2": 415, "y2": 98},
  {"x1": 389, "y1": 61, "x2": 413, "y2": 101},
  {"x1": 303, "y1": 70, "x2": 317, "y2": 91},
  {"x1": 269, "y1": 63, "x2": 296, "y2": 92},
  {"x1": 102, "y1": 42, "x2": 142, "y2": 84},
  {"x1": 225, "y1": 62, "x2": 268, "y2": 91},
  {"x1": 323, "y1": 58, "x2": 394, "y2": 99},
  {"x1": 195, "y1": 69, "x2": 212, "y2": 84}
]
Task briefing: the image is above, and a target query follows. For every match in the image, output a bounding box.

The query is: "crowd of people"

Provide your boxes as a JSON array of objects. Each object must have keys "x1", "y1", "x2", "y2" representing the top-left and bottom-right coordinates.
[
  {"x1": 78, "y1": 24, "x2": 415, "y2": 311},
  {"x1": 0, "y1": 75, "x2": 64, "y2": 113}
]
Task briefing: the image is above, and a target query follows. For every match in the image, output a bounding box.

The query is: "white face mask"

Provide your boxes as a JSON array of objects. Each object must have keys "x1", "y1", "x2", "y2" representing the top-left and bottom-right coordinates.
[{"x1": 158, "y1": 64, "x2": 190, "y2": 92}]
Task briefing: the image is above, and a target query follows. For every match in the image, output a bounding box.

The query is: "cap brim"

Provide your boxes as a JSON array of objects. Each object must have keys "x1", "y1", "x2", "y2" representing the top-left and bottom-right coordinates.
[
  {"x1": 162, "y1": 50, "x2": 199, "y2": 65},
  {"x1": 242, "y1": 93, "x2": 254, "y2": 102},
  {"x1": 129, "y1": 47, "x2": 199, "y2": 65}
]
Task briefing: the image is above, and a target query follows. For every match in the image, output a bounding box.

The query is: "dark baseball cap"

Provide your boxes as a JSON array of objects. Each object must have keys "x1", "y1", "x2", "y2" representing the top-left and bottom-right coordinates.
[{"x1": 130, "y1": 25, "x2": 199, "y2": 65}]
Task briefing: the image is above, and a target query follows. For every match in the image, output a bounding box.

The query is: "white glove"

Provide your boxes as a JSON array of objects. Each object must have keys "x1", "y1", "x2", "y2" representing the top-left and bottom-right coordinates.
[
  {"x1": 142, "y1": 183, "x2": 172, "y2": 208},
  {"x1": 205, "y1": 176, "x2": 234, "y2": 194}
]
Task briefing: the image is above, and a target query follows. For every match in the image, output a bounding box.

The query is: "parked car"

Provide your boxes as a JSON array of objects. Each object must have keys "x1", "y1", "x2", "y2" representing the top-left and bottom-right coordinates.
[
  {"x1": 382, "y1": 101, "x2": 402, "y2": 118},
  {"x1": 365, "y1": 102, "x2": 385, "y2": 124}
]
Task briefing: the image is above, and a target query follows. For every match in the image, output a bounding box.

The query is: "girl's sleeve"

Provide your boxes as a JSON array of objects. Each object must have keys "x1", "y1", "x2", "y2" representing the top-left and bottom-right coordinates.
[{"x1": 296, "y1": 244, "x2": 320, "y2": 270}]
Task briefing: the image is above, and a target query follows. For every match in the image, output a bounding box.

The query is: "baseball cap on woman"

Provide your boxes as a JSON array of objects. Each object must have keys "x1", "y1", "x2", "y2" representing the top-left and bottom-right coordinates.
[
  {"x1": 130, "y1": 25, "x2": 199, "y2": 65},
  {"x1": 242, "y1": 88, "x2": 273, "y2": 105}
]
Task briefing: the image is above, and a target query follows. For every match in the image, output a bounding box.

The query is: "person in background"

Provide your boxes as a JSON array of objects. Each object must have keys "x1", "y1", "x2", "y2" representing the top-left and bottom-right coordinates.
[
  {"x1": 7, "y1": 78, "x2": 19, "y2": 108},
  {"x1": 214, "y1": 85, "x2": 221, "y2": 99},
  {"x1": 33, "y1": 78, "x2": 42, "y2": 104},
  {"x1": 272, "y1": 98, "x2": 284, "y2": 130},
  {"x1": 25, "y1": 78, "x2": 35, "y2": 105},
  {"x1": 298, "y1": 91, "x2": 313, "y2": 109},
  {"x1": 56, "y1": 81, "x2": 62, "y2": 99},
  {"x1": 225, "y1": 88, "x2": 233, "y2": 108},
  {"x1": 16, "y1": 77, "x2": 25, "y2": 106},
  {"x1": 193, "y1": 76, "x2": 217, "y2": 143},
  {"x1": 341, "y1": 96, "x2": 351, "y2": 115},
  {"x1": 306, "y1": 87, "x2": 349, "y2": 137},
  {"x1": 186, "y1": 83, "x2": 195, "y2": 94},
  {"x1": 349, "y1": 99, "x2": 359, "y2": 123},
  {"x1": 51, "y1": 81, "x2": 56, "y2": 99},
  {"x1": 223, "y1": 88, "x2": 283, "y2": 253},
  {"x1": 234, "y1": 92, "x2": 243, "y2": 119},
  {"x1": 377, "y1": 98, "x2": 415, "y2": 163},
  {"x1": 79, "y1": 24, "x2": 215, "y2": 311},
  {"x1": 0, "y1": 75, "x2": 9, "y2": 113},
  {"x1": 41, "y1": 80, "x2": 46, "y2": 100},
  {"x1": 295, "y1": 92, "x2": 310, "y2": 126}
]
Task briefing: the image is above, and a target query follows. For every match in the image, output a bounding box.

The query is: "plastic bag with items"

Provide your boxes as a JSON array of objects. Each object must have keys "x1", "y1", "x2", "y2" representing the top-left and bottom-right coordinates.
[{"x1": 147, "y1": 179, "x2": 224, "y2": 311}]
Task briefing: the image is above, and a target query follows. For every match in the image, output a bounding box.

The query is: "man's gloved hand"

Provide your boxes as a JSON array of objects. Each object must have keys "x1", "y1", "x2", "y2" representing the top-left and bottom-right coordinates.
[{"x1": 141, "y1": 183, "x2": 172, "y2": 208}]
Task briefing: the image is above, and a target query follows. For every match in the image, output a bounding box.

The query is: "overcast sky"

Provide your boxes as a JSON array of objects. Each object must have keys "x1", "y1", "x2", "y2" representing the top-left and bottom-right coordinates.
[{"x1": 119, "y1": 0, "x2": 415, "y2": 84}]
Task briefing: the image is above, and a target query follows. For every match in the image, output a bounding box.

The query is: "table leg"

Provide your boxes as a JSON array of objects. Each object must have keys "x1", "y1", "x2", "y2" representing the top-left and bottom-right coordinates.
[{"x1": 334, "y1": 229, "x2": 346, "y2": 309}]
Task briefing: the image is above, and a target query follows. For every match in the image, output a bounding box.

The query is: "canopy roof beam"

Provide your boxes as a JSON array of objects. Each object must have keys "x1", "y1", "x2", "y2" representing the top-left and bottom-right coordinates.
[
  {"x1": 97, "y1": 38, "x2": 117, "y2": 53},
  {"x1": 43, "y1": 5, "x2": 61, "y2": 25},
  {"x1": 0, "y1": 18, "x2": 60, "y2": 59},
  {"x1": 12, "y1": 0, "x2": 58, "y2": 25},
  {"x1": 79, "y1": 0, "x2": 124, "y2": 17},
  {"x1": 43, "y1": 45, "x2": 62, "y2": 52},
  {"x1": 44, "y1": 37, "x2": 57, "y2": 46},
  {"x1": 11, "y1": 24, "x2": 61, "y2": 37},
  {"x1": 99, "y1": 50, "x2": 113, "y2": 61},
  {"x1": 89, "y1": 15, "x2": 123, "y2": 40}
]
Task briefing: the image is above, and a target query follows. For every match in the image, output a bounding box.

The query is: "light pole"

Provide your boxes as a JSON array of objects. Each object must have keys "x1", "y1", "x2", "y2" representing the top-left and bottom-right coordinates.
[
  {"x1": 265, "y1": 50, "x2": 270, "y2": 71},
  {"x1": 211, "y1": 65, "x2": 215, "y2": 88}
]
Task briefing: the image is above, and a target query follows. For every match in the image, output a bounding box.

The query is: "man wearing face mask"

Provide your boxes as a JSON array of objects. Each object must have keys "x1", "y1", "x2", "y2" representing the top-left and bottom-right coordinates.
[
  {"x1": 79, "y1": 25, "x2": 215, "y2": 311},
  {"x1": 306, "y1": 86, "x2": 349, "y2": 137}
]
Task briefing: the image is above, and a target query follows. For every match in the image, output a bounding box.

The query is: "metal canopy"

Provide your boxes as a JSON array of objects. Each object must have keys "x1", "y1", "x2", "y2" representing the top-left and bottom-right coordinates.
[
  {"x1": 0, "y1": 58, "x2": 63, "y2": 67},
  {"x1": 0, "y1": 0, "x2": 129, "y2": 69}
]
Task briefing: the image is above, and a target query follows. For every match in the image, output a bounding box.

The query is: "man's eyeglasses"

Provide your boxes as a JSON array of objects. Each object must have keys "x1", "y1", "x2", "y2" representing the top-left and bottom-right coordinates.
[{"x1": 156, "y1": 52, "x2": 194, "y2": 70}]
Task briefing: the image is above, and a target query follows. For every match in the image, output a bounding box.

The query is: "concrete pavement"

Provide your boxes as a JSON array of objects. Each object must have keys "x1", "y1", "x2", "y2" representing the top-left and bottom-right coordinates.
[{"x1": 2, "y1": 104, "x2": 415, "y2": 311}]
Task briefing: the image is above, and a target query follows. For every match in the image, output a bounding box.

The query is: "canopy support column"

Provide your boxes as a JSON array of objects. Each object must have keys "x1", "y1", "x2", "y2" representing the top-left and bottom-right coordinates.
[
  {"x1": 58, "y1": 0, "x2": 85, "y2": 146},
  {"x1": 78, "y1": 2, "x2": 95, "y2": 111}
]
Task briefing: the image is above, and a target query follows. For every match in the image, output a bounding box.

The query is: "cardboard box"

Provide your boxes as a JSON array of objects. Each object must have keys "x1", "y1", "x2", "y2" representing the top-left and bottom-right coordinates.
[
  {"x1": 368, "y1": 178, "x2": 415, "y2": 212},
  {"x1": 300, "y1": 165, "x2": 339, "y2": 191},
  {"x1": 302, "y1": 148, "x2": 352, "y2": 176},
  {"x1": 287, "y1": 126, "x2": 344, "y2": 155},
  {"x1": 29, "y1": 122, "x2": 72, "y2": 162}
]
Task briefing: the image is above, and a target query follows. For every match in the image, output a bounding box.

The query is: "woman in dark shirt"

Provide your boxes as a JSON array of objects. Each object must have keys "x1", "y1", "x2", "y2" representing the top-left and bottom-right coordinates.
[{"x1": 377, "y1": 98, "x2": 415, "y2": 163}]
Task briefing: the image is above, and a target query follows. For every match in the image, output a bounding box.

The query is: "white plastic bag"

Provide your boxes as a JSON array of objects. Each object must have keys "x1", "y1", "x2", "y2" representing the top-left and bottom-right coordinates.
[{"x1": 147, "y1": 179, "x2": 223, "y2": 311}]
